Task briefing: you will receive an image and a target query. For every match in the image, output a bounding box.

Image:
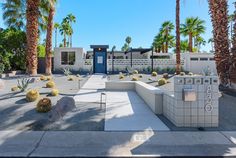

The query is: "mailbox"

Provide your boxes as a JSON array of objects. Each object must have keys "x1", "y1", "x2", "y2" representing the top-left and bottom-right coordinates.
[{"x1": 183, "y1": 89, "x2": 197, "y2": 102}]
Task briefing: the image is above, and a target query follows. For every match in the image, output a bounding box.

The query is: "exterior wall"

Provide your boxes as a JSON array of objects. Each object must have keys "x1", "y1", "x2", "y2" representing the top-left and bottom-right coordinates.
[{"x1": 54, "y1": 47, "x2": 92, "y2": 72}]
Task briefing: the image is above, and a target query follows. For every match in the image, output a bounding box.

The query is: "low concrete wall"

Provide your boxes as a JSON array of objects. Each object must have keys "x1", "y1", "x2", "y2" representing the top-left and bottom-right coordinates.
[
  {"x1": 105, "y1": 81, "x2": 164, "y2": 114},
  {"x1": 106, "y1": 81, "x2": 135, "y2": 91},
  {"x1": 135, "y1": 81, "x2": 163, "y2": 114}
]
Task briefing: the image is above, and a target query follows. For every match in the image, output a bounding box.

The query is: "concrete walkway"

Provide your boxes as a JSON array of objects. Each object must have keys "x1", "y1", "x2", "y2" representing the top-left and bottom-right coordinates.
[
  {"x1": 74, "y1": 74, "x2": 169, "y2": 131},
  {"x1": 1, "y1": 130, "x2": 236, "y2": 157}
]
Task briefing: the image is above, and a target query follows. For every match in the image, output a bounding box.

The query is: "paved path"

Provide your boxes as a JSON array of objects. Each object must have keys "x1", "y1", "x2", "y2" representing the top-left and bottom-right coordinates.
[
  {"x1": 74, "y1": 74, "x2": 169, "y2": 131},
  {"x1": 1, "y1": 130, "x2": 236, "y2": 157}
]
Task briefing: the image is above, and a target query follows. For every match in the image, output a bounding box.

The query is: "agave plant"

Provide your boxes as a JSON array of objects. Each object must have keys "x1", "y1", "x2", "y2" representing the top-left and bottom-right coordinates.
[
  {"x1": 62, "y1": 68, "x2": 72, "y2": 76},
  {"x1": 17, "y1": 78, "x2": 31, "y2": 92}
]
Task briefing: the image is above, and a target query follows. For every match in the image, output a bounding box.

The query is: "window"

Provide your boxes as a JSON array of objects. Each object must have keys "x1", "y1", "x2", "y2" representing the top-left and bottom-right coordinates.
[
  {"x1": 200, "y1": 58, "x2": 208, "y2": 61},
  {"x1": 209, "y1": 58, "x2": 215, "y2": 61},
  {"x1": 61, "y1": 52, "x2": 75, "y2": 65},
  {"x1": 190, "y1": 58, "x2": 199, "y2": 61}
]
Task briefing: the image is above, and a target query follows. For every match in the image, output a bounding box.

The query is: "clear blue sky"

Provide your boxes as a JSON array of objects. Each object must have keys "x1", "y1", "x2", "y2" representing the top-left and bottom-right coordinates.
[{"x1": 0, "y1": 0, "x2": 235, "y2": 51}]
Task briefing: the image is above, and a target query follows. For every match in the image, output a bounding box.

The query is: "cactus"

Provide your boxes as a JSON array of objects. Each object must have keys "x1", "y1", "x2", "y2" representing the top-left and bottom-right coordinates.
[
  {"x1": 180, "y1": 72, "x2": 186, "y2": 76},
  {"x1": 17, "y1": 78, "x2": 30, "y2": 92},
  {"x1": 152, "y1": 71, "x2": 158, "y2": 77},
  {"x1": 188, "y1": 72, "x2": 194, "y2": 76},
  {"x1": 36, "y1": 98, "x2": 52, "y2": 113},
  {"x1": 11, "y1": 86, "x2": 19, "y2": 92},
  {"x1": 139, "y1": 75, "x2": 143, "y2": 78},
  {"x1": 133, "y1": 70, "x2": 139, "y2": 74},
  {"x1": 51, "y1": 89, "x2": 59, "y2": 96},
  {"x1": 46, "y1": 76, "x2": 52, "y2": 81},
  {"x1": 40, "y1": 75, "x2": 46, "y2": 81},
  {"x1": 163, "y1": 73, "x2": 169, "y2": 79},
  {"x1": 26, "y1": 89, "x2": 40, "y2": 102},
  {"x1": 68, "y1": 76, "x2": 74, "y2": 81},
  {"x1": 132, "y1": 77, "x2": 139, "y2": 81},
  {"x1": 158, "y1": 78, "x2": 167, "y2": 86},
  {"x1": 46, "y1": 81, "x2": 55, "y2": 88},
  {"x1": 119, "y1": 74, "x2": 125, "y2": 80}
]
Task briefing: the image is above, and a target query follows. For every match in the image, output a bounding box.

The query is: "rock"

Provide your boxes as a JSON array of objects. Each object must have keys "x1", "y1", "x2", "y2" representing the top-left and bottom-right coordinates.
[
  {"x1": 29, "y1": 77, "x2": 36, "y2": 83},
  {"x1": 49, "y1": 97, "x2": 76, "y2": 122},
  {"x1": 0, "y1": 79, "x2": 4, "y2": 90}
]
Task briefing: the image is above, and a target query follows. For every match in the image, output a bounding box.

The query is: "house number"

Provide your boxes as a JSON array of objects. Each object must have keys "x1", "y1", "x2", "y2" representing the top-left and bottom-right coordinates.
[{"x1": 205, "y1": 85, "x2": 213, "y2": 112}]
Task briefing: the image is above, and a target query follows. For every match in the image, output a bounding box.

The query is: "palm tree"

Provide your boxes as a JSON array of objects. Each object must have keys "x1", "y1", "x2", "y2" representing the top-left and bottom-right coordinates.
[
  {"x1": 59, "y1": 20, "x2": 70, "y2": 47},
  {"x1": 45, "y1": 0, "x2": 57, "y2": 75},
  {"x1": 65, "y1": 14, "x2": 76, "y2": 47},
  {"x1": 208, "y1": 0, "x2": 231, "y2": 86},
  {"x1": 152, "y1": 33, "x2": 164, "y2": 53},
  {"x1": 180, "y1": 17, "x2": 206, "y2": 52},
  {"x1": 176, "y1": 0, "x2": 181, "y2": 74},
  {"x1": 125, "y1": 36, "x2": 132, "y2": 48},
  {"x1": 26, "y1": 0, "x2": 40, "y2": 75},
  {"x1": 208, "y1": 38, "x2": 214, "y2": 52},
  {"x1": 54, "y1": 23, "x2": 60, "y2": 48},
  {"x1": 160, "y1": 21, "x2": 175, "y2": 53}
]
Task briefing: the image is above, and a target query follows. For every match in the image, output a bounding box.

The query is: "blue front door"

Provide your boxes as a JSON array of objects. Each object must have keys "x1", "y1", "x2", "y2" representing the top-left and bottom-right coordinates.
[{"x1": 94, "y1": 52, "x2": 106, "y2": 73}]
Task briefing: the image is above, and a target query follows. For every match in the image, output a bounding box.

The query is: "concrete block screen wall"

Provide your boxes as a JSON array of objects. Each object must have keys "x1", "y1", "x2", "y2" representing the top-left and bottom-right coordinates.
[{"x1": 163, "y1": 76, "x2": 219, "y2": 127}]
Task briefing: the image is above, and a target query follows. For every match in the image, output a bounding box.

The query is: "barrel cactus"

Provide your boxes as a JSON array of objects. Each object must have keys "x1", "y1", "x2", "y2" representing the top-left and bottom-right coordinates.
[
  {"x1": 11, "y1": 86, "x2": 19, "y2": 92},
  {"x1": 40, "y1": 75, "x2": 46, "y2": 81},
  {"x1": 68, "y1": 76, "x2": 74, "y2": 81},
  {"x1": 46, "y1": 81, "x2": 55, "y2": 88},
  {"x1": 36, "y1": 98, "x2": 52, "y2": 113},
  {"x1": 158, "y1": 78, "x2": 167, "y2": 86},
  {"x1": 133, "y1": 70, "x2": 139, "y2": 74},
  {"x1": 132, "y1": 77, "x2": 139, "y2": 81},
  {"x1": 26, "y1": 89, "x2": 40, "y2": 102},
  {"x1": 152, "y1": 71, "x2": 158, "y2": 77},
  {"x1": 51, "y1": 89, "x2": 59, "y2": 96}
]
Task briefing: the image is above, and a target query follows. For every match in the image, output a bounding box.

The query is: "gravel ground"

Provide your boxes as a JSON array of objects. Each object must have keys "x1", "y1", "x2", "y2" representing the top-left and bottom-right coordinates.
[{"x1": 0, "y1": 74, "x2": 95, "y2": 131}]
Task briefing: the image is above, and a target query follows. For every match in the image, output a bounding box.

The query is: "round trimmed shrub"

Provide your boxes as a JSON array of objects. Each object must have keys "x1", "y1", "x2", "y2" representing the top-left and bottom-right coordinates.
[
  {"x1": 133, "y1": 70, "x2": 139, "y2": 74},
  {"x1": 152, "y1": 71, "x2": 158, "y2": 77},
  {"x1": 158, "y1": 78, "x2": 167, "y2": 86},
  {"x1": 26, "y1": 89, "x2": 40, "y2": 102},
  {"x1": 68, "y1": 76, "x2": 74, "y2": 81},
  {"x1": 11, "y1": 86, "x2": 19, "y2": 92},
  {"x1": 46, "y1": 81, "x2": 55, "y2": 88},
  {"x1": 51, "y1": 89, "x2": 59, "y2": 96},
  {"x1": 36, "y1": 98, "x2": 52, "y2": 113}
]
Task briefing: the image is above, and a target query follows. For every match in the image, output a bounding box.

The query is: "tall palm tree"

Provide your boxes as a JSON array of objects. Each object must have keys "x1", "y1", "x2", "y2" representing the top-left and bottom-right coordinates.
[
  {"x1": 59, "y1": 20, "x2": 70, "y2": 47},
  {"x1": 26, "y1": 0, "x2": 40, "y2": 75},
  {"x1": 65, "y1": 14, "x2": 76, "y2": 47},
  {"x1": 45, "y1": 0, "x2": 57, "y2": 75},
  {"x1": 152, "y1": 33, "x2": 164, "y2": 53},
  {"x1": 208, "y1": 38, "x2": 214, "y2": 52},
  {"x1": 125, "y1": 36, "x2": 132, "y2": 48},
  {"x1": 160, "y1": 21, "x2": 175, "y2": 53},
  {"x1": 208, "y1": 0, "x2": 230, "y2": 86},
  {"x1": 54, "y1": 23, "x2": 60, "y2": 48},
  {"x1": 176, "y1": 0, "x2": 181, "y2": 74},
  {"x1": 180, "y1": 17, "x2": 206, "y2": 52}
]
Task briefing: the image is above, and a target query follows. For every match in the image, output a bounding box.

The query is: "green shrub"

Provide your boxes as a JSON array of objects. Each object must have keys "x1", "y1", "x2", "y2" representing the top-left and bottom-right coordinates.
[{"x1": 0, "y1": 63, "x2": 5, "y2": 74}]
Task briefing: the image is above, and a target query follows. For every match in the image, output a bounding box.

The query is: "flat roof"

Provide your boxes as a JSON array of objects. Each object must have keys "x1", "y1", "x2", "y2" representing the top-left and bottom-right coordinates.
[{"x1": 90, "y1": 45, "x2": 109, "y2": 49}]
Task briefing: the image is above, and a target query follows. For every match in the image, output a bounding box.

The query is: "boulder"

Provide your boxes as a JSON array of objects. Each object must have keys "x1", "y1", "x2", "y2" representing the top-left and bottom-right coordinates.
[{"x1": 49, "y1": 97, "x2": 76, "y2": 122}]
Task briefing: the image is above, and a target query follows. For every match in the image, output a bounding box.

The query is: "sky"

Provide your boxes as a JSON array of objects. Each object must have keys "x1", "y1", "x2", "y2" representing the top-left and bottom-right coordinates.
[{"x1": 0, "y1": 0, "x2": 235, "y2": 52}]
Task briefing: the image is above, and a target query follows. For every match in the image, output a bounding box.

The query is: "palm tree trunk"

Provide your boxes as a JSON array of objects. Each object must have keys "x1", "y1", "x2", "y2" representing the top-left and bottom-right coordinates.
[
  {"x1": 70, "y1": 35, "x2": 72, "y2": 47},
  {"x1": 165, "y1": 29, "x2": 169, "y2": 53},
  {"x1": 208, "y1": 0, "x2": 230, "y2": 86},
  {"x1": 45, "y1": 4, "x2": 55, "y2": 75},
  {"x1": 162, "y1": 45, "x2": 165, "y2": 53},
  {"x1": 176, "y1": 0, "x2": 181, "y2": 74},
  {"x1": 26, "y1": 0, "x2": 40, "y2": 76},
  {"x1": 189, "y1": 33, "x2": 193, "y2": 52}
]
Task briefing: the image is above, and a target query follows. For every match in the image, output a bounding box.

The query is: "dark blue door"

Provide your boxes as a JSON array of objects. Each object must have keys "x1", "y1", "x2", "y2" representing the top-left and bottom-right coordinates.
[{"x1": 94, "y1": 52, "x2": 106, "y2": 73}]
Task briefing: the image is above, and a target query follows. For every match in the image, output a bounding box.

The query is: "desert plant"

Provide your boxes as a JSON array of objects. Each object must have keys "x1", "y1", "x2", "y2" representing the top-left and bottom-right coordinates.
[
  {"x1": 40, "y1": 75, "x2": 46, "y2": 81},
  {"x1": 119, "y1": 74, "x2": 125, "y2": 80},
  {"x1": 62, "y1": 68, "x2": 72, "y2": 76},
  {"x1": 163, "y1": 73, "x2": 169, "y2": 79},
  {"x1": 139, "y1": 74, "x2": 143, "y2": 78},
  {"x1": 46, "y1": 81, "x2": 55, "y2": 88},
  {"x1": 180, "y1": 72, "x2": 186, "y2": 76},
  {"x1": 68, "y1": 76, "x2": 74, "y2": 81},
  {"x1": 158, "y1": 78, "x2": 167, "y2": 86},
  {"x1": 36, "y1": 98, "x2": 52, "y2": 113},
  {"x1": 188, "y1": 72, "x2": 194, "y2": 76},
  {"x1": 133, "y1": 70, "x2": 138, "y2": 74},
  {"x1": 11, "y1": 86, "x2": 19, "y2": 92},
  {"x1": 17, "y1": 78, "x2": 30, "y2": 92},
  {"x1": 46, "y1": 76, "x2": 52, "y2": 81},
  {"x1": 152, "y1": 71, "x2": 158, "y2": 76},
  {"x1": 132, "y1": 77, "x2": 139, "y2": 81},
  {"x1": 26, "y1": 89, "x2": 40, "y2": 102},
  {"x1": 51, "y1": 89, "x2": 59, "y2": 96}
]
